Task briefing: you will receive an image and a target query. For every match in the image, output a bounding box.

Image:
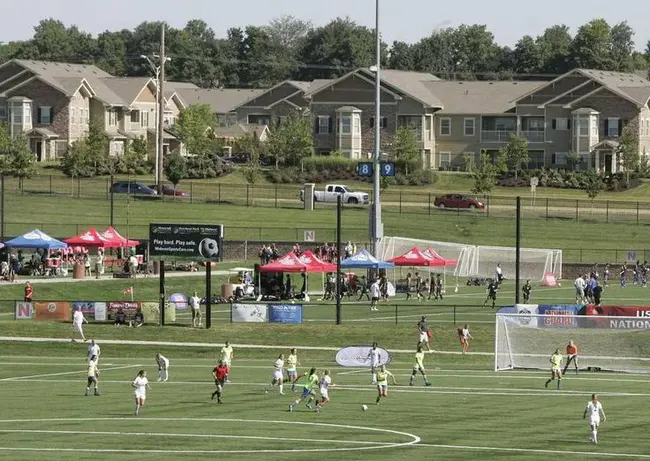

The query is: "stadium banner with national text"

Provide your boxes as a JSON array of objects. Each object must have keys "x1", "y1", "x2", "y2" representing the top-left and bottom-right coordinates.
[
  {"x1": 107, "y1": 301, "x2": 140, "y2": 322},
  {"x1": 537, "y1": 304, "x2": 581, "y2": 327},
  {"x1": 583, "y1": 305, "x2": 650, "y2": 329},
  {"x1": 14, "y1": 302, "x2": 34, "y2": 320},
  {"x1": 149, "y1": 223, "x2": 224, "y2": 260},
  {"x1": 34, "y1": 302, "x2": 71, "y2": 321},
  {"x1": 335, "y1": 346, "x2": 392, "y2": 367},
  {"x1": 268, "y1": 304, "x2": 303, "y2": 324},
  {"x1": 231, "y1": 303, "x2": 268, "y2": 323}
]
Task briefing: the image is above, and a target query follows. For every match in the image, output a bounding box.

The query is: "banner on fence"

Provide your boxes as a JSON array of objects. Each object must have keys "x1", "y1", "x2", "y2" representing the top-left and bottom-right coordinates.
[
  {"x1": 14, "y1": 302, "x2": 33, "y2": 320},
  {"x1": 269, "y1": 304, "x2": 303, "y2": 324},
  {"x1": 34, "y1": 302, "x2": 70, "y2": 321},
  {"x1": 538, "y1": 304, "x2": 581, "y2": 327},
  {"x1": 231, "y1": 304, "x2": 268, "y2": 323},
  {"x1": 149, "y1": 223, "x2": 224, "y2": 260},
  {"x1": 335, "y1": 346, "x2": 392, "y2": 368},
  {"x1": 513, "y1": 304, "x2": 539, "y2": 327},
  {"x1": 582, "y1": 305, "x2": 650, "y2": 329},
  {"x1": 107, "y1": 301, "x2": 140, "y2": 322}
]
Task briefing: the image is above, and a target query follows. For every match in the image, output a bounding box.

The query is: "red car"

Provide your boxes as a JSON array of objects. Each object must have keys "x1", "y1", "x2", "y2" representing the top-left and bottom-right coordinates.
[
  {"x1": 434, "y1": 194, "x2": 485, "y2": 210},
  {"x1": 149, "y1": 184, "x2": 189, "y2": 197}
]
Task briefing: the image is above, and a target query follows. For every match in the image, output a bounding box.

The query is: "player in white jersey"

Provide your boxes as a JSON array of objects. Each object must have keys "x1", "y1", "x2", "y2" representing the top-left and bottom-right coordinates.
[
  {"x1": 367, "y1": 342, "x2": 381, "y2": 384},
  {"x1": 583, "y1": 393, "x2": 606, "y2": 443},
  {"x1": 85, "y1": 356, "x2": 100, "y2": 396},
  {"x1": 265, "y1": 354, "x2": 285, "y2": 395},
  {"x1": 132, "y1": 369, "x2": 151, "y2": 416},
  {"x1": 155, "y1": 353, "x2": 169, "y2": 382},
  {"x1": 286, "y1": 348, "x2": 300, "y2": 391},
  {"x1": 315, "y1": 370, "x2": 334, "y2": 413},
  {"x1": 219, "y1": 341, "x2": 234, "y2": 382},
  {"x1": 72, "y1": 308, "x2": 88, "y2": 342},
  {"x1": 87, "y1": 340, "x2": 100, "y2": 363}
]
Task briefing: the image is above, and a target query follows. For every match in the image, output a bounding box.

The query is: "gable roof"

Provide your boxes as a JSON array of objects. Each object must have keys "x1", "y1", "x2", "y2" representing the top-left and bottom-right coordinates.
[
  {"x1": 166, "y1": 81, "x2": 200, "y2": 90},
  {"x1": 214, "y1": 123, "x2": 269, "y2": 139},
  {"x1": 100, "y1": 77, "x2": 154, "y2": 106},
  {"x1": 426, "y1": 81, "x2": 545, "y2": 114},
  {"x1": 176, "y1": 88, "x2": 264, "y2": 114}
]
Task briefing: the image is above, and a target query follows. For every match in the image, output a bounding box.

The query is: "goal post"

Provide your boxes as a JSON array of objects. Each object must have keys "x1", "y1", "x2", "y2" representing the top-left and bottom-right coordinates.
[{"x1": 495, "y1": 313, "x2": 650, "y2": 373}]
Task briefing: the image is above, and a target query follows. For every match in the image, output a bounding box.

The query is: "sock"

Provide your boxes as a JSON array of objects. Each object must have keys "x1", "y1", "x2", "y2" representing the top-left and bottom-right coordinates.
[
  {"x1": 376, "y1": 395, "x2": 381, "y2": 404},
  {"x1": 157, "y1": 371, "x2": 161, "y2": 380},
  {"x1": 423, "y1": 375, "x2": 429, "y2": 384},
  {"x1": 307, "y1": 396, "x2": 314, "y2": 406},
  {"x1": 372, "y1": 373, "x2": 377, "y2": 382},
  {"x1": 163, "y1": 370, "x2": 168, "y2": 381},
  {"x1": 592, "y1": 429, "x2": 597, "y2": 441},
  {"x1": 557, "y1": 379, "x2": 561, "y2": 389},
  {"x1": 279, "y1": 384, "x2": 284, "y2": 393},
  {"x1": 86, "y1": 387, "x2": 90, "y2": 393},
  {"x1": 410, "y1": 375, "x2": 415, "y2": 384},
  {"x1": 216, "y1": 391, "x2": 221, "y2": 401}
]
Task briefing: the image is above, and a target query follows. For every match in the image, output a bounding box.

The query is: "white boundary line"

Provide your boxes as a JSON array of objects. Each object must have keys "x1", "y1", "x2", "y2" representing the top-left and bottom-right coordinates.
[
  {"x1": 0, "y1": 417, "x2": 421, "y2": 454},
  {"x1": 0, "y1": 364, "x2": 140, "y2": 381},
  {"x1": 412, "y1": 442, "x2": 650, "y2": 459}
]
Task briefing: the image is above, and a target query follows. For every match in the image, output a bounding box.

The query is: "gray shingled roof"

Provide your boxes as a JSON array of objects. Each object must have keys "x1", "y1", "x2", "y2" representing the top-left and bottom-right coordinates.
[
  {"x1": 303, "y1": 79, "x2": 334, "y2": 96},
  {"x1": 425, "y1": 81, "x2": 545, "y2": 114},
  {"x1": 577, "y1": 69, "x2": 650, "y2": 106},
  {"x1": 175, "y1": 88, "x2": 264, "y2": 113},
  {"x1": 13, "y1": 59, "x2": 112, "y2": 78},
  {"x1": 100, "y1": 77, "x2": 153, "y2": 106},
  {"x1": 214, "y1": 123, "x2": 268, "y2": 139},
  {"x1": 166, "y1": 81, "x2": 200, "y2": 90}
]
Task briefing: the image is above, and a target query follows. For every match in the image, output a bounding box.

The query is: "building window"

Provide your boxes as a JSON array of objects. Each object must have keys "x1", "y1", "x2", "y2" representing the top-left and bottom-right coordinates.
[
  {"x1": 353, "y1": 116, "x2": 360, "y2": 135},
  {"x1": 552, "y1": 152, "x2": 567, "y2": 166},
  {"x1": 554, "y1": 118, "x2": 568, "y2": 131},
  {"x1": 464, "y1": 118, "x2": 475, "y2": 136},
  {"x1": 440, "y1": 118, "x2": 451, "y2": 136},
  {"x1": 130, "y1": 111, "x2": 139, "y2": 124},
  {"x1": 528, "y1": 150, "x2": 545, "y2": 169},
  {"x1": 0, "y1": 106, "x2": 6, "y2": 121},
  {"x1": 107, "y1": 110, "x2": 117, "y2": 127},
  {"x1": 607, "y1": 117, "x2": 619, "y2": 137},
  {"x1": 39, "y1": 106, "x2": 52, "y2": 125},
  {"x1": 317, "y1": 116, "x2": 330, "y2": 134},
  {"x1": 247, "y1": 114, "x2": 270, "y2": 126},
  {"x1": 341, "y1": 116, "x2": 351, "y2": 135},
  {"x1": 578, "y1": 118, "x2": 588, "y2": 136},
  {"x1": 140, "y1": 111, "x2": 149, "y2": 128},
  {"x1": 398, "y1": 116, "x2": 423, "y2": 139},
  {"x1": 370, "y1": 116, "x2": 388, "y2": 129},
  {"x1": 111, "y1": 141, "x2": 125, "y2": 156},
  {"x1": 439, "y1": 152, "x2": 451, "y2": 169},
  {"x1": 24, "y1": 104, "x2": 32, "y2": 124}
]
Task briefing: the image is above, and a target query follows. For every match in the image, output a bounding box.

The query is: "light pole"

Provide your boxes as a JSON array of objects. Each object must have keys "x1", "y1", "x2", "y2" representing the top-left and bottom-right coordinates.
[
  {"x1": 141, "y1": 54, "x2": 170, "y2": 186},
  {"x1": 371, "y1": 0, "x2": 383, "y2": 255}
]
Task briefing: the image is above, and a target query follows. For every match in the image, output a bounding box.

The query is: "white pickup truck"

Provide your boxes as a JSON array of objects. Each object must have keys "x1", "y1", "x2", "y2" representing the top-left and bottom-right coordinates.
[{"x1": 301, "y1": 184, "x2": 370, "y2": 205}]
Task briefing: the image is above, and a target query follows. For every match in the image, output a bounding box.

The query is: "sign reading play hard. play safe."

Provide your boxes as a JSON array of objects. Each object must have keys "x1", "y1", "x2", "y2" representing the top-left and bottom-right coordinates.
[{"x1": 149, "y1": 223, "x2": 224, "y2": 260}]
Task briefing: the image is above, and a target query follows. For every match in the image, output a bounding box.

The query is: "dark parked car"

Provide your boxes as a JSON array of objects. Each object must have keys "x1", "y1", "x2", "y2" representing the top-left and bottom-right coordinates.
[
  {"x1": 110, "y1": 181, "x2": 158, "y2": 196},
  {"x1": 149, "y1": 184, "x2": 189, "y2": 197},
  {"x1": 434, "y1": 194, "x2": 485, "y2": 210}
]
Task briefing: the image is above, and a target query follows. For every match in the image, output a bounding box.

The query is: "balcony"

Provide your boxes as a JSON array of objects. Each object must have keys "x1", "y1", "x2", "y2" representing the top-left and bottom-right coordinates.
[
  {"x1": 481, "y1": 130, "x2": 515, "y2": 142},
  {"x1": 520, "y1": 130, "x2": 545, "y2": 143}
]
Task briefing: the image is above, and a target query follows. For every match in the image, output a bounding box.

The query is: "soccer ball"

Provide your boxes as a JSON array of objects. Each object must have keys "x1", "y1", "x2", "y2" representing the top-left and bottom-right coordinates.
[
  {"x1": 199, "y1": 238, "x2": 219, "y2": 258},
  {"x1": 361, "y1": 404, "x2": 368, "y2": 411}
]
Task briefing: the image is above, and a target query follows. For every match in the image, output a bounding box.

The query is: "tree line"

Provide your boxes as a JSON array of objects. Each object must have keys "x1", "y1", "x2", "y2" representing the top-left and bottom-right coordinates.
[{"x1": 1, "y1": 17, "x2": 649, "y2": 89}]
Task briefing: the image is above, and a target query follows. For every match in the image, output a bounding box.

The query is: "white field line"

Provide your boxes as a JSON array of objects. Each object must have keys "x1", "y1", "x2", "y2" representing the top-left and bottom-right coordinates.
[
  {"x1": 337, "y1": 369, "x2": 368, "y2": 375},
  {"x1": 5, "y1": 379, "x2": 650, "y2": 397},
  {"x1": 0, "y1": 429, "x2": 384, "y2": 445},
  {"x1": 0, "y1": 364, "x2": 140, "y2": 381},
  {"x1": 412, "y1": 443, "x2": 650, "y2": 459}
]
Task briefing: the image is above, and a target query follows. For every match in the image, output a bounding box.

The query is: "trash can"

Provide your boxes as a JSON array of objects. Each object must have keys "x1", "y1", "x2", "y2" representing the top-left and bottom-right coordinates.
[
  {"x1": 73, "y1": 261, "x2": 85, "y2": 279},
  {"x1": 221, "y1": 284, "x2": 234, "y2": 299}
]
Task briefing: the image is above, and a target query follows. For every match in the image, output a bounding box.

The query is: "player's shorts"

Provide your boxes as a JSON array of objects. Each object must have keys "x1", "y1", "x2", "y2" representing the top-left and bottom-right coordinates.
[
  {"x1": 459, "y1": 337, "x2": 467, "y2": 344},
  {"x1": 135, "y1": 391, "x2": 146, "y2": 401},
  {"x1": 73, "y1": 322, "x2": 83, "y2": 332},
  {"x1": 301, "y1": 387, "x2": 313, "y2": 398},
  {"x1": 377, "y1": 384, "x2": 387, "y2": 393},
  {"x1": 413, "y1": 365, "x2": 425, "y2": 373},
  {"x1": 320, "y1": 389, "x2": 329, "y2": 400},
  {"x1": 272, "y1": 370, "x2": 283, "y2": 381},
  {"x1": 214, "y1": 378, "x2": 225, "y2": 388},
  {"x1": 371, "y1": 297, "x2": 379, "y2": 302},
  {"x1": 419, "y1": 332, "x2": 428, "y2": 343},
  {"x1": 287, "y1": 368, "x2": 297, "y2": 378},
  {"x1": 87, "y1": 376, "x2": 97, "y2": 385},
  {"x1": 551, "y1": 366, "x2": 561, "y2": 373},
  {"x1": 575, "y1": 287, "x2": 584, "y2": 297},
  {"x1": 590, "y1": 417, "x2": 600, "y2": 427}
]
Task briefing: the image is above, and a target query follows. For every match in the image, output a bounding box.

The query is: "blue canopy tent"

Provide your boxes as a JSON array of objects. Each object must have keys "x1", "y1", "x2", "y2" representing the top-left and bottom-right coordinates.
[
  {"x1": 341, "y1": 249, "x2": 395, "y2": 270},
  {"x1": 4, "y1": 229, "x2": 68, "y2": 249}
]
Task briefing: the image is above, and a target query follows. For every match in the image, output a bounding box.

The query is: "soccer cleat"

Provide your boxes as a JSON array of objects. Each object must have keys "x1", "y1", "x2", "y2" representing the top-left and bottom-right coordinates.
[
  {"x1": 289, "y1": 404, "x2": 294, "y2": 412},
  {"x1": 218, "y1": 399, "x2": 223, "y2": 404},
  {"x1": 94, "y1": 391, "x2": 100, "y2": 396},
  {"x1": 545, "y1": 380, "x2": 549, "y2": 388},
  {"x1": 280, "y1": 392, "x2": 285, "y2": 395},
  {"x1": 306, "y1": 404, "x2": 312, "y2": 409},
  {"x1": 425, "y1": 382, "x2": 431, "y2": 386}
]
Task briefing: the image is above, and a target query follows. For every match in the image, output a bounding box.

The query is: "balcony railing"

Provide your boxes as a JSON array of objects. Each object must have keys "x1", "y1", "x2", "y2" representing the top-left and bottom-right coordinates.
[
  {"x1": 481, "y1": 130, "x2": 515, "y2": 142},
  {"x1": 520, "y1": 130, "x2": 545, "y2": 143}
]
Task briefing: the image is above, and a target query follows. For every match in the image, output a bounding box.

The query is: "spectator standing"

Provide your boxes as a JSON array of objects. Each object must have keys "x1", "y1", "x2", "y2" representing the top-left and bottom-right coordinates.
[
  {"x1": 370, "y1": 279, "x2": 380, "y2": 311},
  {"x1": 358, "y1": 275, "x2": 370, "y2": 301},
  {"x1": 24, "y1": 282, "x2": 33, "y2": 302},
  {"x1": 620, "y1": 264, "x2": 627, "y2": 288},
  {"x1": 523, "y1": 280, "x2": 532, "y2": 303},
  {"x1": 593, "y1": 282, "x2": 603, "y2": 306},
  {"x1": 190, "y1": 292, "x2": 202, "y2": 328},
  {"x1": 574, "y1": 275, "x2": 587, "y2": 303},
  {"x1": 405, "y1": 273, "x2": 413, "y2": 300}
]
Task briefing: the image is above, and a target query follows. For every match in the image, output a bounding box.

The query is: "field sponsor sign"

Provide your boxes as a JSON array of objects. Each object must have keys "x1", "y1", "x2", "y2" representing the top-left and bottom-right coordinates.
[
  {"x1": 14, "y1": 302, "x2": 33, "y2": 320},
  {"x1": 583, "y1": 305, "x2": 650, "y2": 329},
  {"x1": 231, "y1": 304, "x2": 268, "y2": 323},
  {"x1": 34, "y1": 302, "x2": 70, "y2": 321},
  {"x1": 512, "y1": 304, "x2": 538, "y2": 327},
  {"x1": 335, "y1": 346, "x2": 392, "y2": 368},
  {"x1": 538, "y1": 304, "x2": 581, "y2": 327},
  {"x1": 149, "y1": 223, "x2": 223, "y2": 260},
  {"x1": 71, "y1": 302, "x2": 107, "y2": 322},
  {"x1": 107, "y1": 301, "x2": 140, "y2": 322},
  {"x1": 269, "y1": 304, "x2": 303, "y2": 324}
]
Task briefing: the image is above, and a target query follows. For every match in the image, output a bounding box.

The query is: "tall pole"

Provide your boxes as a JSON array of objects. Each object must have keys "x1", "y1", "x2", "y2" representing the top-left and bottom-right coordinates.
[
  {"x1": 515, "y1": 196, "x2": 521, "y2": 304},
  {"x1": 157, "y1": 23, "x2": 166, "y2": 194},
  {"x1": 154, "y1": 68, "x2": 160, "y2": 185},
  {"x1": 0, "y1": 175, "x2": 4, "y2": 240},
  {"x1": 336, "y1": 195, "x2": 342, "y2": 325},
  {"x1": 371, "y1": 0, "x2": 383, "y2": 255}
]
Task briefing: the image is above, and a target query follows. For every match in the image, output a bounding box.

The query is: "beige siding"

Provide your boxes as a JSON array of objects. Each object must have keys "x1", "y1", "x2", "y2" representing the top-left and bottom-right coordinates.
[
  {"x1": 241, "y1": 82, "x2": 298, "y2": 108},
  {"x1": 639, "y1": 106, "x2": 650, "y2": 156},
  {"x1": 518, "y1": 75, "x2": 590, "y2": 106},
  {"x1": 68, "y1": 90, "x2": 90, "y2": 142},
  {"x1": 311, "y1": 74, "x2": 397, "y2": 104},
  {"x1": 134, "y1": 85, "x2": 156, "y2": 104}
]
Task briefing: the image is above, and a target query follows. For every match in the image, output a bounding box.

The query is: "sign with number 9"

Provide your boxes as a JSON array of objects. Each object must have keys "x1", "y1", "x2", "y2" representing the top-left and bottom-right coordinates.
[{"x1": 380, "y1": 162, "x2": 395, "y2": 177}]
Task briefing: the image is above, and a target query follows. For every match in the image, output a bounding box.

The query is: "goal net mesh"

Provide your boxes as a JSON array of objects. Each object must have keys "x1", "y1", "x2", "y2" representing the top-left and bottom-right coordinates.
[
  {"x1": 495, "y1": 314, "x2": 650, "y2": 373},
  {"x1": 376, "y1": 236, "x2": 473, "y2": 276}
]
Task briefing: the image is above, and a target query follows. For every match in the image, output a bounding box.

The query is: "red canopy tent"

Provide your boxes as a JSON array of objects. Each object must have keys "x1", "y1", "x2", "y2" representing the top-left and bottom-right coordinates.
[
  {"x1": 389, "y1": 247, "x2": 444, "y2": 267},
  {"x1": 99, "y1": 226, "x2": 139, "y2": 248},
  {"x1": 423, "y1": 247, "x2": 457, "y2": 267},
  {"x1": 259, "y1": 252, "x2": 308, "y2": 272},
  {"x1": 64, "y1": 227, "x2": 109, "y2": 247},
  {"x1": 299, "y1": 250, "x2": 337, "y2": 272}
]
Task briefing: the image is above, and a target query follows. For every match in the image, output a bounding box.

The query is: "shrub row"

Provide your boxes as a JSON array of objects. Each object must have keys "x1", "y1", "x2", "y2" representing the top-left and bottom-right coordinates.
[{"x1": 498, "y1": 169, "x2": 637, "y2": 191}]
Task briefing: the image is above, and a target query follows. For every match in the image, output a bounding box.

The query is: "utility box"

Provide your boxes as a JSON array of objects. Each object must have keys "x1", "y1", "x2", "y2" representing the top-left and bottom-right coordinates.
[{"x1": 303, "y1": 183, "x2": 315, "y2": 211}]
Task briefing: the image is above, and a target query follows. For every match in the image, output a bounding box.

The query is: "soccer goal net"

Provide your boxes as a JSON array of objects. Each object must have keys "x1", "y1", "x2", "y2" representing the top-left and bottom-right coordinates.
[
  {"x1": 495, "y1": 313, "x2": 650, "y2": 373},
  {"x1": 475, "y1": 246, "x2": 562, "y2": 282}
]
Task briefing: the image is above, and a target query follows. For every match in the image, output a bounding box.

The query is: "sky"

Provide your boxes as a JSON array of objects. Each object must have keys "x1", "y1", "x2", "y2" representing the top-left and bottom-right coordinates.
[{"x1": 2, "y1": 0, "x2": 650, "y2": 51}]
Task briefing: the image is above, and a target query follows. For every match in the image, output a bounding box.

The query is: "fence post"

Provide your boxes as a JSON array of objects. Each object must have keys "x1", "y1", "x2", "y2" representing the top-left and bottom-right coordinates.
[
  {"x1": 486, "y1": 196, "x2": 490, "y2": 218},
  {"x1": 50, "y1": 175, "x2": 53, "y2": 196},
  {"x1": 395, "y1": 304, "x2": 398, "y2": 325},
  {"x1": 637, "y1": 202, "x2": 640, "y2": 225},
  {"x1": 428, "y1": 193, "x2": 431, "y2": 215},
  {"x1": 190, "y1": 182, "x2": 193, "y2": 204},
  {"x1": 246, "y1": 185, "x2": 250, "y2": 207},
  {"x1": 453, "y1": 306, "x2": 456, "y2": 325},
  {"x1": 218, "y1": 184, "x2": 221, "y2": 204},
  {"x1": 545, "y1": 198, "x2": 549, "y2": 219},
  {"x1": 77, "y1": 177, "x2": 81, "y2": 199},
  {"x1": 575, "y1": 200, "x2": 579, "y2": 221},
  {"x1": 606, "y1": 200, "x2": 609, "y2": 223},
  {"x1": 399, "y1": 191, "x2": 402, "y2": 214},
  {"x1": 275, "y1": 186, "x2": 278, "y2": 208}
]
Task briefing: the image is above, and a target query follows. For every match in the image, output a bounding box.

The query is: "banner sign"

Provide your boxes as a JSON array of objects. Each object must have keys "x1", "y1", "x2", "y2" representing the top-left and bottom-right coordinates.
[
  {"x1": 335, "y1": 346, "x2": 392, "y2": 368},
  {"x1": 512, "y1": 304, "x2": 538, "y2": 327},
  {"x1": 107, "y1": 301, "x2": 140, "y2": 322},
  {"x1": 269, "y1": 304, "x2": 303, "y2": 324},
  {"x1": 94, "y1": 302, "x2": 107, "y2": 322},
  {"x1": 231, "y1": 304, "x2": 268, "y2": 323},
  {"x1": 149, "y1": 223, "x2": 223, "y2": 260},
  {"x1": 34, "y1": 302, "x2": 70, "y2": 321},
  {"x1": 583, "y1": 305, "x2": 650, "y2": 329},
  {"x1": 73, "y1": 301, "x2": 95, "y2": 320},
  {"x1": 538, "y1": 304, "x2": 581, "y2": 327},
  {"x1": 14, "y1": 302, "x2": 33, "y2": 320}
]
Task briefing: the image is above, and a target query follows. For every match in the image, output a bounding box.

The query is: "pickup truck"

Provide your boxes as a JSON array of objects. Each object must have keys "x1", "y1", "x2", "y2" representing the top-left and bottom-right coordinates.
[{"x1": 300, "y1": 184, "x2": 370, "y2": 205}]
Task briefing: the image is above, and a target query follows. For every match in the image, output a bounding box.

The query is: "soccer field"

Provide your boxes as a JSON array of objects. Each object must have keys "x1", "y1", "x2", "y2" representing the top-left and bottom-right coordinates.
[{"x1": 1, "y1": 342, "x2": 649, "y2": 460}]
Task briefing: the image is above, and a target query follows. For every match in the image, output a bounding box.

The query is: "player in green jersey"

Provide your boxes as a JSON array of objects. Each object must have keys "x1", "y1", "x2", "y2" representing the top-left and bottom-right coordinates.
[
  {"x1": 409, "y1": 346, "x2": 431, "y2": 386},
  {"x1": 375, "y1": 365, "x2": 397, "y2": 405},
  {"x1": 289, "y1": 367, "x2": 319, "y2": 411},
  {"x1": 545, "y1": 348, "x2": 563, "y2": 390}
]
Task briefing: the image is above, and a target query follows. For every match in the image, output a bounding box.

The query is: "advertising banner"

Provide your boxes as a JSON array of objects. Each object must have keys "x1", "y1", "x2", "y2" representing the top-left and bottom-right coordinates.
[
  {"x1": 583, "y1": 305, "x2": 650, "y2": 329},
  {"x1": 538, "y1": 304, "x2": 581, "y2": 327},
  {"x1": 34, "y1": 302, "x2": 70, "y2": 321},
  {"x1": 512, "y1": 304, "x2": 538, "y2": 327},
  {"x1": 231, "y1": 304, "x2": 268, "y2": 323},
  {"x1": 269, "y1": 304, "x2": 303, "y2": 324},
  {"x1": 94, "y1": 302, "x2": 107, "y2": 322},
  {"x1": 14, "y1": 302, "x2": 33, "y2": 320},
  {"x1": 107, "y1": 301, "x2": 140, "y2": 322},
  {"x1": 149, "y1": 223, "x2": 223, "y2": 260},
  {"x1": 72, "y1": 301, "x2": 96, "y2": 320},
  {"x1": 335, "y1": 346, "x2": 392, "y2": 367}
]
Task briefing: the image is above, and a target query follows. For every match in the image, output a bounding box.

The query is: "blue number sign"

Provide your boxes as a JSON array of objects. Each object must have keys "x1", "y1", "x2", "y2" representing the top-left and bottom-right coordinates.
[
  {"x1": 380, "y1": 161, "x2": 395, "y2": 177},
  {"x1": 357, "y1": 162, "x2": 373, "y2": 177}
]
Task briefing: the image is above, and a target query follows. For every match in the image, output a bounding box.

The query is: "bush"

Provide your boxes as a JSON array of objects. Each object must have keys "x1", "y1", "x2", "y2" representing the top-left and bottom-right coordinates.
[
  {"x1": 184, "y1": 155, "x2": 233, "y2": 179},
  {"x1": 495, "y1": 168, "x2": 641, "y2": 192}
]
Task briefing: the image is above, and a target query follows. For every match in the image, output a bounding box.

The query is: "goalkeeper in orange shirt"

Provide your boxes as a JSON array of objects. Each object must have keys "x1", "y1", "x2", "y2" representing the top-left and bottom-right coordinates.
[{"x1": 563, "y1": 340, "x2": 579, "y2": 375}]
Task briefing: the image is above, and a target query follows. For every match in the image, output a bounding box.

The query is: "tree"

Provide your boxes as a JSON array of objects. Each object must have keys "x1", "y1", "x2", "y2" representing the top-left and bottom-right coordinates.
[
  {"x1": 537, "y1": 25, "x2": 572, "y2": 73},
  {"x1": 566, "y1": 151, "x2": 582, "y2": 172},
  {"x1": 266, "y1": 112, "x2": 313, "y2": 168},
  {"x1": 610, "y1": 21, "x2": 635, "y2": 72},
  {"x1": 472, "y1": 151, "x2": 499, "y2": 196},
  {"x1": 86, "y1": 121, "x2": 110, "y2": 175},
  {"x1": 618, "y1": 124, "x2": 639, "y2": 183},
  {"x1": 164, "y1": 150, "x2": 187, "y2": 194},
  {"x1": 174, "y1": 104, "x2": 218, "y2": 156},
  {"x1": 569, "y1": 19, "x2": 614, "y2": 70},
  {"x1": 499, "y1": 134, "x2": 529, "y2": 179},
  {"x1": 391, "y1": 126, "x2": 420, "y2": 175},
  {"x1": 120, "y1": 137, "x2": 150, "y2": 174},
  {"x1": 583, "y1": 170, "x2": 605, "y2": 210},
  {"x1": 242, "y1": 149, "x2": 262, "y2": 185},
  {"x1": 461, "y1": 153, "x2": 476, "y2": 172},
  {"x1": 6, "y1": 135, "x2": 37, "y2": 189},
  {"x1": 513, "y1": 36, "x2": 542, "y2": 74},
  {"x1": 388, "y1": 41, "x2": 415, "y2": 70}
]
